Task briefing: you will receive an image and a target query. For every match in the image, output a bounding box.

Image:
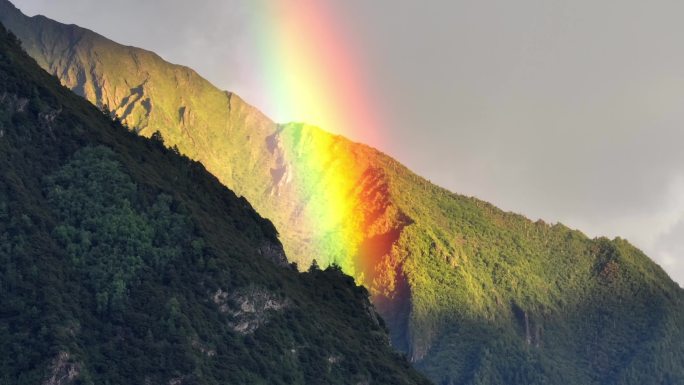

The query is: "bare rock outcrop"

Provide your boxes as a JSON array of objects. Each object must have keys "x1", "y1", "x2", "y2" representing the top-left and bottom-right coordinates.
[
  {"x1": 212, "y1": 286, "x2": 290, "y2": 334},
  {"x1": 44, "y1": 352, "x2": 80, "y2": 385}
]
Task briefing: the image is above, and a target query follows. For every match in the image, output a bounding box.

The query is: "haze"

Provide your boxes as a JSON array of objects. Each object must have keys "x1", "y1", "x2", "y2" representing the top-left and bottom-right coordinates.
[{"x1": 12, "y1": 0, "x2": 684, "y2": 285}]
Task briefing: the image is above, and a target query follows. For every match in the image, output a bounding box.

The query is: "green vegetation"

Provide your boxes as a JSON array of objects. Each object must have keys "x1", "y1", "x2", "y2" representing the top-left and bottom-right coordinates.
[
  {"x1": 45, "y1": 146, "x2": 197, "y2": 313},
  {"x1": 0, "y1": 23, "x2": 430, "y2": 385},
  {"x1": 1, "y1": 1, "x2": 682, "y2": 384}
]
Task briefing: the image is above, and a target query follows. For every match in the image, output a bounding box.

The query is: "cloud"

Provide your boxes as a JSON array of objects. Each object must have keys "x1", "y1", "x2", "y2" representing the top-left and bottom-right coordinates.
[
  {"x1": 644, "y1": 178, "x2": 684, "y2": 286},
  {"x1": 605, "y1": 176, "x2": 684, "y2": 286}
]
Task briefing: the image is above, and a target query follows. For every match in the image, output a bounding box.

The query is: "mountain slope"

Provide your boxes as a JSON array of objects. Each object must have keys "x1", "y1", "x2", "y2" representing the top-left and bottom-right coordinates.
[
  {"x1": 0, "y1": 23, "x2": 431, "y2": 385},
  {"x1": 2, "y1": 2, "x2": 683, "y2": 384}
]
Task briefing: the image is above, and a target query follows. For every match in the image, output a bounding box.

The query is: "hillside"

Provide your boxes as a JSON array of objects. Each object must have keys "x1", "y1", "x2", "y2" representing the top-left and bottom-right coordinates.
[
  {"x1": 2, "y1": 1, "x2": 683, "y2": 384},
  {"x1": 0, "y1": 23, "x2": 431, "y2": 385}
]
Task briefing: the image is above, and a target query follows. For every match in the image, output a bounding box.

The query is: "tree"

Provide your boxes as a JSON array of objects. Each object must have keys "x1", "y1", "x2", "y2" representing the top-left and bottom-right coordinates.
[{"x1": 151, "y1": 130, "x2": 165, "y2": 146}]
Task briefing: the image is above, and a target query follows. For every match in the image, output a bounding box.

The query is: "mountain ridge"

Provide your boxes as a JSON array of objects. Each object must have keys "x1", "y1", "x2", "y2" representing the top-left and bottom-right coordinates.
[{"x1": 1, "y1": 1, "x2": 682, "y2": 383}]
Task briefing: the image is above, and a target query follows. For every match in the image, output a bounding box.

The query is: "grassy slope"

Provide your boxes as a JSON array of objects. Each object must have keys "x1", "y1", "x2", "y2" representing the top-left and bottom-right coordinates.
[
  {"x1": 0, "y1": 22, "x2": 431, "y2": 385},
  {"x1": 1, "y1": 1, "x2": 682, "y2": 383}
]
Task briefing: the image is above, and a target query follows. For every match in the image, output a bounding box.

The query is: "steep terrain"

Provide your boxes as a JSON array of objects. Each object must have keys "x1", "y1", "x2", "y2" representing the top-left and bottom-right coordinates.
[
  {"x1": 0, "y1": 23, "x2": 431, "y2": 385},
  {"x1": 2, "y1": 1, "x2": 683, "y2": 384}
]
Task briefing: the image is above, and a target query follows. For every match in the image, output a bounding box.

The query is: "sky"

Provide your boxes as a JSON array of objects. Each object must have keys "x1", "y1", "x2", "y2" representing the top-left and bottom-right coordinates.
[{"x1": 12, "y1": 0, "x2": 684, "y2": 286}]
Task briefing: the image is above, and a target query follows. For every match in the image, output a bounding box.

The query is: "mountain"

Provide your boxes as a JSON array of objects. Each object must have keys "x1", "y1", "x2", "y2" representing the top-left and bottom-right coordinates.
[
  {"x1": 0, "y1": 23, "x2": 432, "y2": 385},
  {"x1": 2, "y1": 1, "x2": 683, "y2": 384}
]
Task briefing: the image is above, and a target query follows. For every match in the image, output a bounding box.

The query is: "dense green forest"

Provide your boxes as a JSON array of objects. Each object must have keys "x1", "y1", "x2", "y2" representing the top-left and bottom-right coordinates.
[
  {"x1": 0, "y1": 24, "x2": 431, "y2": 385},
  {"x1": 1, "y1": 1, "x2": 683, "y2": 383}
]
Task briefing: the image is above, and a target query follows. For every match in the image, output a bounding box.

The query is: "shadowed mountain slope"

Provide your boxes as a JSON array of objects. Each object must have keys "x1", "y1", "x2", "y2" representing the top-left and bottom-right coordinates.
[{"x1": 1, "y1": 2, "x2": 682, "y2": 384}]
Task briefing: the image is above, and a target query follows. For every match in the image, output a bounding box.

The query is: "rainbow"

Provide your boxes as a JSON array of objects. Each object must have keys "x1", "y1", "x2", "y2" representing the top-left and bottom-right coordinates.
[
  {"x1": 247, "y1": 0, "x2": 398, "y2": 288},
  {"x1": 251, "y1": 0, "x2": 384, "y2": 146}
]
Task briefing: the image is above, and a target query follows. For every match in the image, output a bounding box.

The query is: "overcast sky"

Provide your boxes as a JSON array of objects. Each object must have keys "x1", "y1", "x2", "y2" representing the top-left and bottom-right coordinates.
[{"x1": 12, "y1": 0, "x2": 684, "y2": 285}]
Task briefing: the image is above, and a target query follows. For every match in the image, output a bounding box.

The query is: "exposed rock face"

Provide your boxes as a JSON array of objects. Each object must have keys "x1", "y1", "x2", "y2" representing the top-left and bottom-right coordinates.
[
  {"x1": 44, "y1": 352, "x2": 80, "y2": 385},
  {"x1": 212, "y1": 287, "x2": 289, "y2": 334}
]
